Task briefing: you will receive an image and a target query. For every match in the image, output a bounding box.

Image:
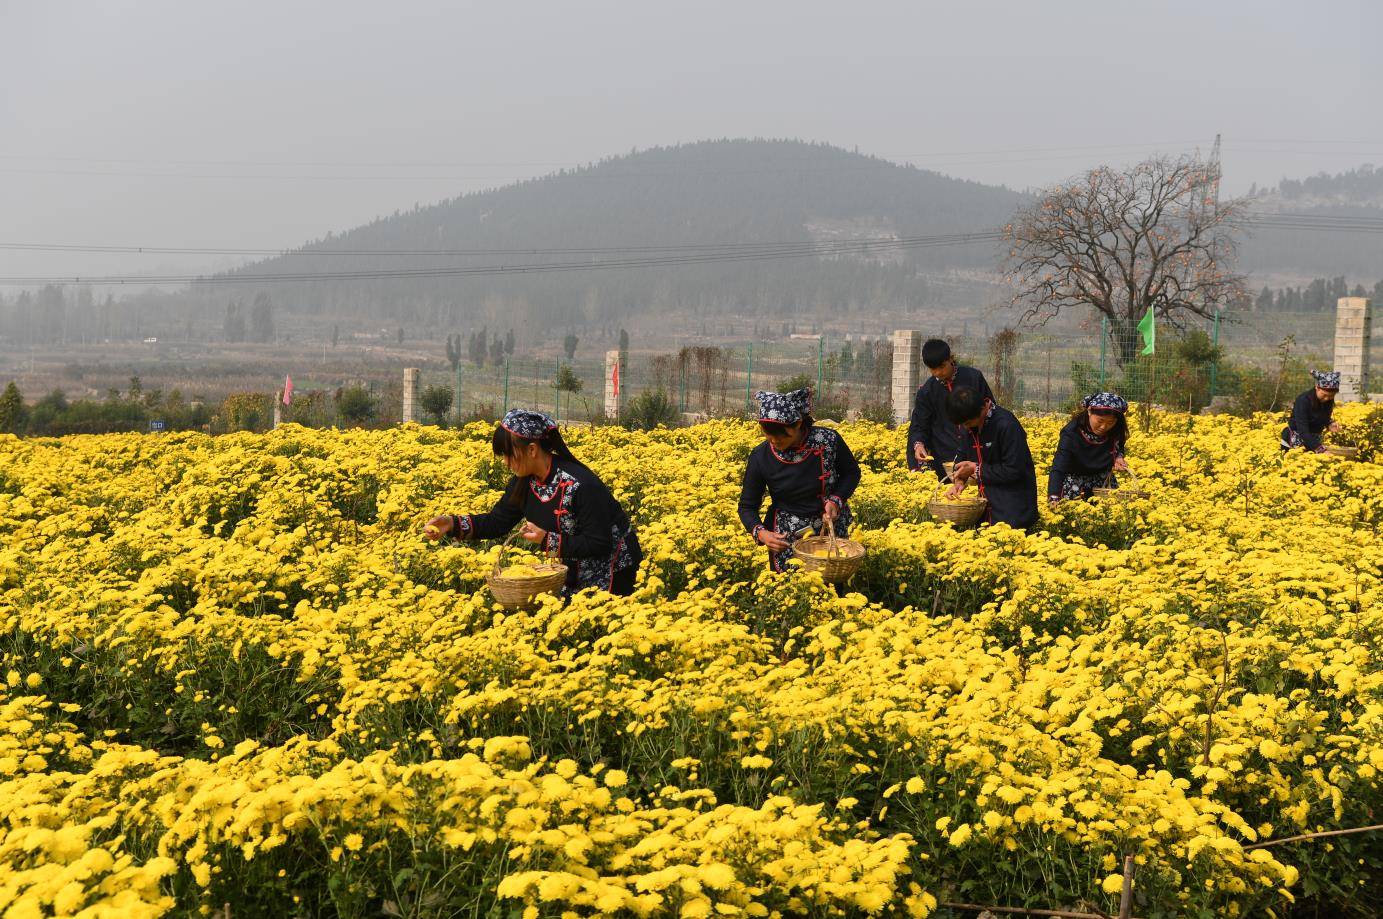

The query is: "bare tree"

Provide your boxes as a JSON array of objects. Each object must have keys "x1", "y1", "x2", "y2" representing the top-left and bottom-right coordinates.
[{"x1": 1004, "y1": 155, "x2": 1249, "y2": 365}]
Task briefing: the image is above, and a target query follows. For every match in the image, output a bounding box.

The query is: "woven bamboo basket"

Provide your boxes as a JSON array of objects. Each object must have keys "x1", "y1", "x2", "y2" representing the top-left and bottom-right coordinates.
[
  {"x1": 1322, "y1": 444, "x2": 1359, "y2": 459},
  {"x1": 792, "y1": 527, "x2": 865, "y2": 583},
  {"x1": 1093, "y1": 468, "x2": 1147, "y2": 501},
  {"x1": 927, "y1": 480, "x2": 987, "y2": 527},
  {"x1": 486, "y1": 533, "x2": 568, "y2": 610}
]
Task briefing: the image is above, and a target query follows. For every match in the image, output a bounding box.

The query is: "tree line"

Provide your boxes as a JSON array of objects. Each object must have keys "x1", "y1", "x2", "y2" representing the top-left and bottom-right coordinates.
[
  {"x1": 1252, "y1": 277, "x2": 1383, "y2": 312},
  {"x1": 0, "y1": 377, "x2": 402, "y2": 437}
]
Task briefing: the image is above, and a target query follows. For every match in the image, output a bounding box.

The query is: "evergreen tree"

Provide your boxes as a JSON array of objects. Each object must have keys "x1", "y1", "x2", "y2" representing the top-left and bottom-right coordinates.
[
  {"x1": 249, "y1": 292, "x2": 275, "y2": 343},
  {"x1": 223, "y1": 301, "x2": 246, "y2": 342},
  {"x1": 336, "y1": 386, "x2": 376, "y2": 426},
  {"x1": 468, "y1": 328, "x2": 488, "y2": 366},
  {"x1": 419, "y1": 385, "x2": 453, "y2": 425},
  {"x1": 0, "y1": 382, "x2": 27, "y2": 434}
]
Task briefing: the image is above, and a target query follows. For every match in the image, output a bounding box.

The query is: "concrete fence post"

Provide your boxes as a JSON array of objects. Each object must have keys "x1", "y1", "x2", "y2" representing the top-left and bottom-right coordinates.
[
  {"x1": 890, "y1": 330, "x2": 922, "y2": 425},
  {"x1": 1333, "y1": 297, "x2": 1372, "y2": 402},
  {"x1": 604, "y1": 350, "x2": 625, "y2": 420},
  {"x1": 402, "y1": 367, "x2": 421, "y2": 422}
]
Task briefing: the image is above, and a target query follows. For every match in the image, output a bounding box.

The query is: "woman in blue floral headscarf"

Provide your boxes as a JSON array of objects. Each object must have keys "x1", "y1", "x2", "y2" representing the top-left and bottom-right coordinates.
[
  {"x1": 423, "y1": 409, "x2": 641, "y2": 596},
  {"x1": 1047, "y1": 392, "x2": 1131, "y2": 503},
  {"x1": 737, "y1": 389, "x2": 861, "y2": 572},
  {"x1": 1281, "y1": 371, "x2": 1342, "y2": 452}
]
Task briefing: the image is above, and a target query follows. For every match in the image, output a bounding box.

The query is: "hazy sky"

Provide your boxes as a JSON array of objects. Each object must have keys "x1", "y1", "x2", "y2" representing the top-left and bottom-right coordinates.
[{"x1": 3, "y1": 0, "x2": 1379, "y2": 284}]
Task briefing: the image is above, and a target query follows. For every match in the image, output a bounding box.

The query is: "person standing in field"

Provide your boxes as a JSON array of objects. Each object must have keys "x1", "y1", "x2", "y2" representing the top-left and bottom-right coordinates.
[
  {"x1": 943, "y1": 386, "x2": 1039, "y2": 531},
  {"x1": 1281, "y1": 370, "x2": 1342, "y2": 452},
  {"x1": 1047, "y1": 392, "x2": 1131, "y2": 504},
  {"x1": 423, "y1": 409, "x2": 642, "y2": 596},
  {"x1": 738, "y1": 388, "x2": 861, "y2": 573},
  {"x1": 907, "y1": 339, "x2": 995, "y2": 479}
]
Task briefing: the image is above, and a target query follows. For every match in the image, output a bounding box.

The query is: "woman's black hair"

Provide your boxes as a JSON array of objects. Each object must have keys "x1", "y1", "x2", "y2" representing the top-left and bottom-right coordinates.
[
  {"x1": 491, "y1": 422, "x2": 583, "y2": 504},
  {"x1": 944, "y1": 386, "x2": 985, "y2": 425},
  {"x1": 491, "y1": 422, "x2": 578, "y2": 463},
  {"x1": 759, "y1": 414, "x2": 813, "y2": 438},
  {"x1": 1074, "y1": 406, "x2": 1128, "y2": 447}
]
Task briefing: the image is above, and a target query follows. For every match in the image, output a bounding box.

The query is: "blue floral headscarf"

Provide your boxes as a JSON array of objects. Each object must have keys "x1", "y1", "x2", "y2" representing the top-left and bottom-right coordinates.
[
  {"x1": 500, "y1": 408, "x2": 557, "y2": 439},
  {"x1": 1083, "y1": 392, "x2": 1128, "y2": 413},
  {"x1": 754, "y1": 389, "x2": 812, "y2": 425},
  {"x1": 1310, "y1": 370, "x2": 1341, "y2": 391}
]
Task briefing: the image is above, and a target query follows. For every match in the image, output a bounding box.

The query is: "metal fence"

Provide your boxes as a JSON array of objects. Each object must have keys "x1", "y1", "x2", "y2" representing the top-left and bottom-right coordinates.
[{"x1": 405, "y1": 308, "x2": 1363, "y2": 426}]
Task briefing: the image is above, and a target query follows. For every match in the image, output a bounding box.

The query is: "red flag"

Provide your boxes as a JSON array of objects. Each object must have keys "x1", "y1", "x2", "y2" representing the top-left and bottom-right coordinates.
[
  {"x1": 611, "y1": 359, "x2": 620, "y2": 396},
  {"x1": 282, "y1": 374, "x2": 293, "y2": 406}
]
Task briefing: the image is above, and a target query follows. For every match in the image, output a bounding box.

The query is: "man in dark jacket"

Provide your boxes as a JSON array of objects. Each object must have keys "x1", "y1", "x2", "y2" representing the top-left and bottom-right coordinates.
[
  {"x1": 943, "y1": 386, "x2": 1039, "y2": 531},
  {"x1": 907, "y1": 339, "x2": 995, "y2": 479}
]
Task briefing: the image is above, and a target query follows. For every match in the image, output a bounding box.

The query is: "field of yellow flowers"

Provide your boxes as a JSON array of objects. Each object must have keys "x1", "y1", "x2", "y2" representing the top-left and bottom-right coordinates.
[{"x1": 0, "y1": 406, "x2": 1379, "y2": 919}]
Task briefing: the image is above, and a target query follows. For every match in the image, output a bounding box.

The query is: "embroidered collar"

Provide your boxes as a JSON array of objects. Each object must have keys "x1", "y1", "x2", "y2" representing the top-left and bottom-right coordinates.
[
  {"x1": 769, "y1": 425, "x2": 824, "y2": 464},
  {"x1": 1078, "y1": 425, "x2": 1108, "y2": 446},
  {"x1": 529, "y1": 459, "x2": 564, "y2": 501}
]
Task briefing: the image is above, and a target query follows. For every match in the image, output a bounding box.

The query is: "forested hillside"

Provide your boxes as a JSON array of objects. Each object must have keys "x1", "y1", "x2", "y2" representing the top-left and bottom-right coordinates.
[{"x1": 213, "y1": 139, "x2": 1023, "y2": 326}]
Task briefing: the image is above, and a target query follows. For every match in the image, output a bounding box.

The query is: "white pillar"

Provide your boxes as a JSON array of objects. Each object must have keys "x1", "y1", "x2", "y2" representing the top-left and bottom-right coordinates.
[
  {"x1": 890, "y1": 330, "x2": 922, "y2": 425},
  {"x1": 1333, "y1": 297, "x2": 1372, "y2": 403},
  {"x1": 604, "y1": 350, "x2": 625, "y2": 420},
  {"x1": 402, "y1": 367, "x2": 421, "y2": 422},
  {"x1": 272, "y1": 393, "x2": 282, "y2": 429}
]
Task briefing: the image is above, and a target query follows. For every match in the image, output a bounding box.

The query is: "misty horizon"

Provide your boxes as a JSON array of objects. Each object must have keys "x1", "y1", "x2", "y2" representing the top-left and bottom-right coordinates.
[{"x1": 3, "y1": 0, "x2": 1380, "y2": 287}]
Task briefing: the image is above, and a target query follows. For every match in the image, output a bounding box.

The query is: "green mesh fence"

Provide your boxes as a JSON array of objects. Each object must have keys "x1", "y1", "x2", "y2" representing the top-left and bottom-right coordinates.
[{"x1": 406, "y1": 308, "x2": 1358, "y2": 427}]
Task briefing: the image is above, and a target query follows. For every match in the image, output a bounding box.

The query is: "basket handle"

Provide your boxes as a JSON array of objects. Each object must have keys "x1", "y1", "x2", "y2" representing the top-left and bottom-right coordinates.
[
  {"x1": 1104, "y1": 465, "x2": 1140, "y2": 490},
  {"x1": 933, "y1": 474, "x2": 968, "y2": 499},
  {"x1": 491, "y1": 531, "x2": 519, "y2": 579},
  {"x1": 824, "y1": 522, "x2": 840, "y2": 557},
  {"x1": 1124, "y1": 464, "x2": 1140, "y2": 490}
]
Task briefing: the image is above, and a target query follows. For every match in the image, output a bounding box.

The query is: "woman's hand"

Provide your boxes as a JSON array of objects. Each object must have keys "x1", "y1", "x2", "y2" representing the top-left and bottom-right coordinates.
[
  {"x1": 822, "y1": 500, "x2": 839, "y2": 524},
  {"x1": 1048, "y1": 495, "x2": 1061, "y2": 507},
  {"x1": 913, "y1": 443, "x2": 931, "y2": 465},
  {"x1": 518, "y1": 521, "x2": 547, "y2": 544},
  {"x1": 1329, "y1": 421, "x2": 1342, "y2": 433},
  {"x1": 757, "y1": 529, "x2": 791, "y2": 551},
  {"x1": 951, "y1": 461, "x2": 977, "y2": 481},
  {"x1": 1114, "y1": 456, "x2": 1130, "y2": 473},
  {"x1": 423, "y1": 516, "x2": 452, "y2": 540}
]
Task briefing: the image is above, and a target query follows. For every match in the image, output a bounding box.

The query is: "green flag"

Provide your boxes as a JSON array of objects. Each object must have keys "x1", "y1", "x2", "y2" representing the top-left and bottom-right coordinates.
[{"x1": 1136, "y1": 305, "x2": 1156, "y2": 355}]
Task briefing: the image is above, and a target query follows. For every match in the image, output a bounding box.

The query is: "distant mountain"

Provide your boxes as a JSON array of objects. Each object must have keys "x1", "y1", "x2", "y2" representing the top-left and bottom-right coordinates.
[
  {"x1": 217, "y1": 139, "x2": 1024, "y2": 327},
  {"x1": 1240, "y1": 164, "x2": 1383, "y2": 277},
  {"x1": 216, "y1": 144, "x2": 1382, "y2": 329}
]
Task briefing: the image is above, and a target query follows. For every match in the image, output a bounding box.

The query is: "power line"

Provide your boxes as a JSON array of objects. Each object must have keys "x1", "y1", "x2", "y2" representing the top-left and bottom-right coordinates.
[
  {"x1": 0, "y1": 141, "x2": 1206, "y2": 170},
  {"x1": 0, "y1": 233, "x2": 1000, "y2": 258},
  {"x1": 1, "y1": 210, "x2": 1377, "y2": 288},
  {"x1": 6, "y1": 211, "x2": 1382, "y2": 260},
  {"x1": 0, "y1": 142, "x2": 1263, "y2": 183},
  {"x1": 0, "y1": 231, "x2": 1007, "y2": 286}
]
